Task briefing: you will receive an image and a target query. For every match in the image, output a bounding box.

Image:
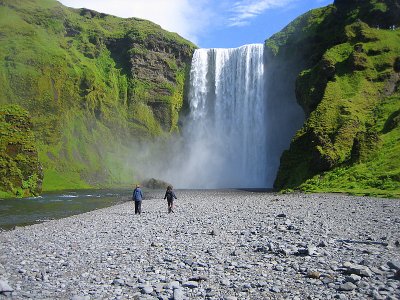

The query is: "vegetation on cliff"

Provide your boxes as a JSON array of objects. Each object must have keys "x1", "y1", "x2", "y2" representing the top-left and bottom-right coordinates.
[
  {"x1": 268, "y1": 0, "x2": 400, "y2": 197},
  {"x1": 0, "y1": 105, "x2": 43, "y2": 197},
  {"x1": 0, "y1": 0, "x2": 196, "y2": 197}
]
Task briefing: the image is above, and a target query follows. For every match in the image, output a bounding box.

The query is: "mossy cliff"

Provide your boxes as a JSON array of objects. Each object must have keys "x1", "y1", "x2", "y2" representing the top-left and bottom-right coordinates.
[
  {"x1": 0, "y1": 105, "x2": 43, "y2": 197},
  {"x1": 0, "y1": 0, "x2": 195, "y2": 197},
  {"x1": 268, "y1": 0, "x2": 400, "y2": 197}
]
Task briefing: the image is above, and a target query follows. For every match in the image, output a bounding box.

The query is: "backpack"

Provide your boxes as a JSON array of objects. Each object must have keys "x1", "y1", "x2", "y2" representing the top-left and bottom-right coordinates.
[{"x1": 133, "y1": 188, "x2": 141, "y2": 200}]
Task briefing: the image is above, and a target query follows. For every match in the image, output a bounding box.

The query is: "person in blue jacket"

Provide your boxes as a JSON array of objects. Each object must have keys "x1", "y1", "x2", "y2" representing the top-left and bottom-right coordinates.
[
  {"x1": 132, "y1": 184, "x2": 143, "y2": 215},
  {"x1": 164, "y1": 185, "x2": 177, "y2": 213}
]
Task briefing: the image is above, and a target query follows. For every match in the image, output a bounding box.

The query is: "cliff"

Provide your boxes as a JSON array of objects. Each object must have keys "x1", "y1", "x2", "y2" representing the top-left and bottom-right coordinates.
[
  {"x1": 268, "y1": 0, "x2": 400, "y2": 197},
  {"x1": 0, "y1": 0, "x2": 196, "y2": 197}
]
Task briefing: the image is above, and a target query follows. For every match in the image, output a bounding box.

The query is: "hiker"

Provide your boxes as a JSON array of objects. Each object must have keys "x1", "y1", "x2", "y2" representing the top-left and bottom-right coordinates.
[
  {"x1": 132, "y1": 184, "x2": 143, "y2": 215},
  {"x1": 164, "y1": 185, "x2": 177, "y2": 213}
]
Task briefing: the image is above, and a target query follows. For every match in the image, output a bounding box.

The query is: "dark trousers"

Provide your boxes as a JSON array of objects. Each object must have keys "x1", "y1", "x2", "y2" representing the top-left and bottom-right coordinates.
[
  {"x1": 135, "y1": 201, "x2": 142, "y2": 214},
  {"x1": 167, "y1": 199, "x2": 174, "y2": 213}
]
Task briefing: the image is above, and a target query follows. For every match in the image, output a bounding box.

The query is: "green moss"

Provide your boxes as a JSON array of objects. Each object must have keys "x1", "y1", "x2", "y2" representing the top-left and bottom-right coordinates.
[
  {"x1": 169, "y1": 67, "x2": 187, "y2": 133},
  {"x1": 273, "y1": 1, "x2": 400, "y2": 197},
  {"x1": 0, "y1": 190, "x2": 14, "y2": 198},
  {"x1": 0, "y1": 104, "x2": 43, "y2": 197},
  {"x1": 42, "y1": 169, "x2": 90, "y2": 191}
]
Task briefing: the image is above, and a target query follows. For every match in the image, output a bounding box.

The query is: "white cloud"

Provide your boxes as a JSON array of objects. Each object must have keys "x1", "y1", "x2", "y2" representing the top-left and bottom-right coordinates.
[
  {"x1": 58, "y1": 0, "x2": 213, "y2": 44},
  {"x1": 57, "y1": 0, "x2": 305, "y2": 45},
  {"x1": 228, "y1": 0, "x2": 297, "y2": 27}
]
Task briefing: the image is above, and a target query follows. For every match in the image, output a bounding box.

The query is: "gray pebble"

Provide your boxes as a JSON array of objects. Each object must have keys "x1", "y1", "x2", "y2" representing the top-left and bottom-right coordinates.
[
  {"x1": 0, "y1": 280, "x2": 13, "y2": 293},
  {"x1": 173, "y1": 288, "x2": 184, "y2": 300},
  {"x1": 387, "y1": 261, "x2": 400, "y2": 270},
  {"x1": 141, "y1": 285, "x2": 153, "y2": 294},
  {"x1": 182, "y1": 281, "x2": 198, "y2": 289},
  {"x1": 344, "y1": 274, "x2": 361, "y2": 283},
  {"x1": 270, "y1": 285, "x2": 280, "y2": 293},
  {"x1": 338, "y1": 282, "x2": 357, "y2": 291}
]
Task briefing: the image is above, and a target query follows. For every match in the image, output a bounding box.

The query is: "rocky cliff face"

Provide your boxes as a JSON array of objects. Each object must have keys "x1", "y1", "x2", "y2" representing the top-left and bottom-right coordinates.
[
  {"x1": 269, "y1": 0, "x2": 400, "y2": 197},
  {"x1": 126, "y1": 33, "x2": 193, "y2": 132},
  {"x1": 0, "y1": 0, "x2": 195, "y2": 197}
]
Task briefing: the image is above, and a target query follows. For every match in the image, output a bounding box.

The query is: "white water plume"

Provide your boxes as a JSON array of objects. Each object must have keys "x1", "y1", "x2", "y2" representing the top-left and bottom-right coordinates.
[{"x1": 174, "y1": 44, "x2": 268, "y2": 188}]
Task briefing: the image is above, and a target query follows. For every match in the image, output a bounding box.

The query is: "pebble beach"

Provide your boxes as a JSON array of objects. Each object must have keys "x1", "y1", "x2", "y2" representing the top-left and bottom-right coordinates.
[{"x1": 0, "y1": 190, "x2": 399, "y2": 299}]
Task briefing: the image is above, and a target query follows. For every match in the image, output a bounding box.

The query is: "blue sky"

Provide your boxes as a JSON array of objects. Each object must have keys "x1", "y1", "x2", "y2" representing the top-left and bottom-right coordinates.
[{"x1": 58, "y1": 0, "x2": 333, "y2": 48}]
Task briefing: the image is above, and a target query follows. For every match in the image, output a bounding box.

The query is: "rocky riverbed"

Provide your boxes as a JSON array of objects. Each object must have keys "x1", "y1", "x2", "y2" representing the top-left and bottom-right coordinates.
[{"x1": 0, "y1": 190, "x2": 399, "y2": 300}]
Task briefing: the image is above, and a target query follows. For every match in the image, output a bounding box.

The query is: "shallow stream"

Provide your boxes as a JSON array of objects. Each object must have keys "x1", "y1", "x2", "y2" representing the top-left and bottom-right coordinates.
[{"x1": 0, "y1": 189, "x2": 135, "y2": 230}]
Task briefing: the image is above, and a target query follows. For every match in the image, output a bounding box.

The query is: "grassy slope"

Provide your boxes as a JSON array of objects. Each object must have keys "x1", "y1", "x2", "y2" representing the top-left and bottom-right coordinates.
[
  {"x1": 0, "y1": 0, "x2": 195, "y2": 197},
  {"x1": 299, "y1": 25, "x2": 400, "y2": 197},
  {"x1": 268, "y1": 0, "x2": 400, "y2": 197}
]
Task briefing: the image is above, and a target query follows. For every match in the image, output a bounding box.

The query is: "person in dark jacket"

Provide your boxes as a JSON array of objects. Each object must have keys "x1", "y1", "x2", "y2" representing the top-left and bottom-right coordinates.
[
  {"x1": 164, "y1": 185, "x2": 177, "y2": 213},
  {"x1": 132, "y1": 184, "x2": 143, "y2": 215}
]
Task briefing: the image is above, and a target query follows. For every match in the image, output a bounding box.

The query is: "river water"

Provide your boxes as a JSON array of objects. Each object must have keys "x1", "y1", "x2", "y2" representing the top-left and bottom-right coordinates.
[{"x1": 0, "y1": 189, "x2": 135, "y2": 230}]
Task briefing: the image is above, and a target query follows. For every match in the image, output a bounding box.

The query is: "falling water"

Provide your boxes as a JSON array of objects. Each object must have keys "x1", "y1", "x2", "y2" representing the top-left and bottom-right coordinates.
[
  {"x1": 134, "y1": 43, "x2": 305, "y2": 188},
  {"x1": 178, "y1": 44, "x2": 268, "y2": 188}
]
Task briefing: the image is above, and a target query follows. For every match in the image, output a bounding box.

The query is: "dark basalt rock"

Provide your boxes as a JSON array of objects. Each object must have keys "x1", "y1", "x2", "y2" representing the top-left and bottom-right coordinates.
[{"x1": 141, "y1": 178, "x2": 171, "y2": 189}]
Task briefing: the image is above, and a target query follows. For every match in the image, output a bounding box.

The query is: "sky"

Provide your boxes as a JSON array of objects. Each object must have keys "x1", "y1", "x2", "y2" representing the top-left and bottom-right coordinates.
[{"x1": 57, "y1": 0, "x2": 333, "y2": 48}]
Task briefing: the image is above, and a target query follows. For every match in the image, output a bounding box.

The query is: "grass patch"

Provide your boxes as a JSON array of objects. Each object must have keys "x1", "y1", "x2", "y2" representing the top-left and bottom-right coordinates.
[{"x1": 42, "y1": 169, "x2": 90, "y2": 191}]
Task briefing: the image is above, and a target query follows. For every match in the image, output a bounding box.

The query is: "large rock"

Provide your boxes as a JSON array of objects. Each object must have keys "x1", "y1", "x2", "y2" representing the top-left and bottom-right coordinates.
[{"x1": 141, "y1": 178, "x2": 171, "y2": 189}]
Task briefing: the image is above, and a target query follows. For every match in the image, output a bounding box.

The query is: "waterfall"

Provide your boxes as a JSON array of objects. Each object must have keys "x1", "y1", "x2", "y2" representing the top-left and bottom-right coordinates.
[
  {"x1": 178, "y1": 44, "x2": 268, "y2": 188},
  {"x1": 133, "y1": 43, "x2": 305, "y2": 189}
]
